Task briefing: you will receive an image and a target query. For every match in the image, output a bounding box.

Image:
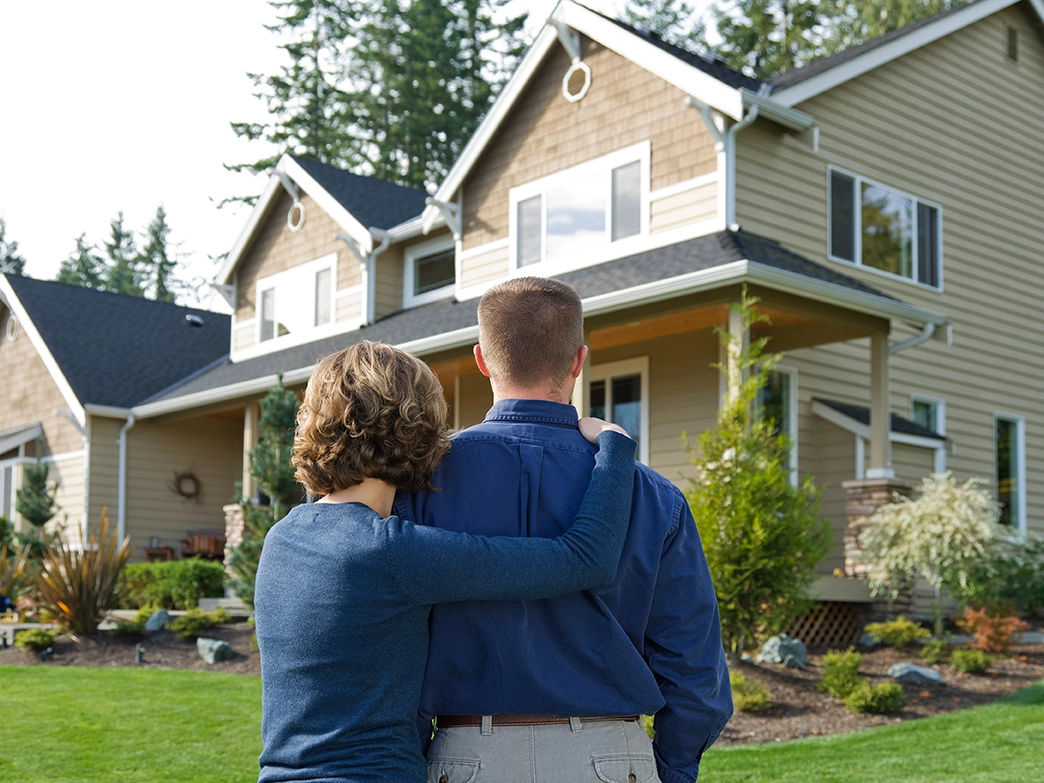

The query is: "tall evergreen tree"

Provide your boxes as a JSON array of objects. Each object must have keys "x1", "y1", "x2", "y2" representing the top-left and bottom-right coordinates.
[
  {"x1": 15, "y1": 440, "x2": 59, "y2": 535},
  {"x1": 623, "y1": 0, "x2": 706, "y2": 48},
  {"x1": 0, "y1": 217, "x2": 27, "y2": 276},
  {"x1": 56, "y1": 234, "x2": 106, "y2": 289},
  {"x1": 826, "y1": 0, "x2": 957, "y2": 52},
  {"x1": 140, "y1": 206, "x2": 178, "y2": 303},
  {"x1": 103, "y1": 212, "x2": 144, "y2": 297}
]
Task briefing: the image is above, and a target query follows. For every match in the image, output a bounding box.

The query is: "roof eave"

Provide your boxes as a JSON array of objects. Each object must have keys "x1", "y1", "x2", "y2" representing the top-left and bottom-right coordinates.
[{"x1": 740, "y1": 88, "x2": 814, "y2": 131}]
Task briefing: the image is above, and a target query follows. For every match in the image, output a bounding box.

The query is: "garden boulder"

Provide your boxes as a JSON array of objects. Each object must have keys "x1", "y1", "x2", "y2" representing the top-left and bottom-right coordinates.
[
  {"x1": 144, "y1": 609, "x2": 170, "y2": 633},
  {"x1": 888, "y1": 663, "x2": 944, "y2": 686},
  {"x1": 197, "y1": 637, "x2": 235, "y2": 665},
  {"x1": 756, "y1": 634, "x2": 808, "y2": 669}
]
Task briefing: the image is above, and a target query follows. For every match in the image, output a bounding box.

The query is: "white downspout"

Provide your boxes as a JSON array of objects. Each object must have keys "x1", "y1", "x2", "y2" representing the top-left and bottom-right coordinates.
[
  {"x1": 888, "y1": 323, "x2": 936, "y2": 356},
  {"x1": 336, "y1": 230, "x2": 391, "y2": 326},
  {"x1": 687, "y1": 98, "x2": 760, "y2": 229},
  {"x1": 117, "y1": 414, "x2": 136, "y2": 543}
]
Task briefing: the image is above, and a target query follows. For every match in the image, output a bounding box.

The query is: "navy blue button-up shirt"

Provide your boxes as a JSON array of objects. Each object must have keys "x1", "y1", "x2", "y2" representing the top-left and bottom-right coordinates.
[{"x1": 395, "y1": 399, "x2": 732, "y2": 783}]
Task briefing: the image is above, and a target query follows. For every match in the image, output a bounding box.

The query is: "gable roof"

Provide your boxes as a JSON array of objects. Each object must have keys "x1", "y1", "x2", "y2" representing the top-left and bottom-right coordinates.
[{"x1": 2, "y1": 275, "x2": 230, "y2": 410}]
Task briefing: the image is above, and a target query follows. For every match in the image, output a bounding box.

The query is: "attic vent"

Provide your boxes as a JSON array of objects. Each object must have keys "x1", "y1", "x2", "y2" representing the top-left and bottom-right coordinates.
[
  {"x1": 6, "y1": 314, "x2": 18, "y2": 342},
  {"x1": 185, "y1": 314, "x2": 205, "y2": 327},
  {"x1": 287, "y1": 200, "x2": 306, "y2": 232},
  {"x1": 1005, "y1": 24, "x2": 1019, "y2": 63},
  {"x1": 562, "y1": 61, "x2": 592, "y2": 103}
]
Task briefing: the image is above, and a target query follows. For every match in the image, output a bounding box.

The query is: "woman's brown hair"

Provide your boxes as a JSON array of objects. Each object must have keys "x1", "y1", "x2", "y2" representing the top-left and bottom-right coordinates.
[{"x1": 292, "y1": 341, "x2": 450, "y2": 495}]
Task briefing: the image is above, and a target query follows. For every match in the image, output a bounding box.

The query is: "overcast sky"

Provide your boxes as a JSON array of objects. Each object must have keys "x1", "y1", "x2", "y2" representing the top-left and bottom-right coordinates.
[{"x1": 0, "y1": 0, "x2": 708, "y2": 308}]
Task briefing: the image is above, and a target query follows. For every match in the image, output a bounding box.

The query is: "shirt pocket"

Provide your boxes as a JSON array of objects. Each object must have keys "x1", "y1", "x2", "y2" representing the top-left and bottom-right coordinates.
[
  {"x1": 591, "y1": 753, "x2": 658, "y2": 783},
  {"x1": 427, "y1": 757, "x2": 480, "y2": 783}
]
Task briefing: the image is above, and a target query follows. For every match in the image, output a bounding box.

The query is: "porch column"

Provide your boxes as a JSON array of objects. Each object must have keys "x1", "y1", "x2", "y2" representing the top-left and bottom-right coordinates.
[
  {"x1": 867, "y1": 330, "x2": 893, "y2": 478},
  {"x1": 242, "y1": 402, "x2": 258, "y2": 499},
  {"x1": 725, "y1": 302, "x2": 749, "y2": 403},
  {"x1": 572, "y1": 328, "x2": 591, "y2": 418}
]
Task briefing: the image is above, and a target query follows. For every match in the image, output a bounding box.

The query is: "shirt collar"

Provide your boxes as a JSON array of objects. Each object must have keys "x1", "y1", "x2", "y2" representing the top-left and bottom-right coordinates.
[{"x1": 483, "y1": 398, "x2": 579, "y2": 427}]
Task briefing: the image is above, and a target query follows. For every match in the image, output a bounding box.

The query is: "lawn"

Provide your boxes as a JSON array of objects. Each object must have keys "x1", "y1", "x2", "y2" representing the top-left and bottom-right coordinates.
[
  {"x1": 699, "y1": 679, "x2": 1044, "y2": 783},
  {"x1": 0, "y1": 666, "x2": 262, "y2": 783}
]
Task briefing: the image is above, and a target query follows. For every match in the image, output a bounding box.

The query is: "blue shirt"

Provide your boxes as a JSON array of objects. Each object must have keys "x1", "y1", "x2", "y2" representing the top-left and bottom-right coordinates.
[
  {"x1": 396, "y1": 399, "x2": 732, "y2": 783},
  {"x1": 254, "y1": 431, "x2": 636, "y2": 783}
]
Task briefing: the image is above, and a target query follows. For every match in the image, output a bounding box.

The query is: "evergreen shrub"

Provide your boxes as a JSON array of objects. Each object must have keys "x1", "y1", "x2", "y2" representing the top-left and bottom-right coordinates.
[
  {"x1": 950, "y1": 648, "x2": 992, "y2": 674},
  {"x1": 818, "y1": 648, "x2": 864, "y2": 699},
  {"x1": 169, "y1": 607, "x2": 231, "y2": 640},
  {"x1": 730, "y1": 671, "x2": 772, "y2": 712},
  {"x1": 843, "y1": 682, "x2": 907, "y2": 714},
  {"x1": 920, "y1": 638, "x2": 949, "y2": 665},
  {"x1": 15, "y1": 628, "x2": 57, "y2": 652},
  {"x1": 863, "y1": 616, "x2": 931, "y2": 648},
  {"x1": 116, "y1": 560, "x2": 226, "y2": 610}
]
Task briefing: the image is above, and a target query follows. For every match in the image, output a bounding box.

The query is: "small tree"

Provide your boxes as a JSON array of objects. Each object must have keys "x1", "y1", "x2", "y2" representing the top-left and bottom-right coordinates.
[
  {"x1": 227, "y1": 376, "x2": 301, "y2": 606},
  {"x1": 860, "y1": 472, "x2": 1004, "y2": 637},
  {"x1": 16, "y1": 440, "x2": 59, "y2": 536},
  {"x1": 686, "y1": 291, "x2": 830, "y2": 665}
]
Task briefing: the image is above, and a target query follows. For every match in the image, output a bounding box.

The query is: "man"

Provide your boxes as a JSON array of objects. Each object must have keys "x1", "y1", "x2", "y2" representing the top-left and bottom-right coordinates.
[{"x1": 395, "y1": 276, "x2": 732, "y2": 783}]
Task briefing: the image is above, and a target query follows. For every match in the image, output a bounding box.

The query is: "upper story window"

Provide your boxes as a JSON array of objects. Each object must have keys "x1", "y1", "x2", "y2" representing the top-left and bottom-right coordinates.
[
  {"x1": 257, "y1": 254, "x2": 336, "y2": 344},
  {"x1": 828, "y1": 167, "x2": 941, "y2": 289},
  {"x1": 404, "y1": 236, "x2": 456, "y2": 308},
  {"x1": 510, "y1": 142, "x2": 650, "y2": 274}
]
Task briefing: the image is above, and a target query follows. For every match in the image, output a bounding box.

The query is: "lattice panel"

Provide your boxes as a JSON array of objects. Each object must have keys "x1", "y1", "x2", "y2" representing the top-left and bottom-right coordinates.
[{"x1": 786, "y1": 601, "x2": 863, "y2": 650}]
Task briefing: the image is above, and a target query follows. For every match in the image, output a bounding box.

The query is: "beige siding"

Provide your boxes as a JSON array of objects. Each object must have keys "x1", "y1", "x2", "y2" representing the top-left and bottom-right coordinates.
[
  {"x1": 461, "y1": 38, "x2": 717, "y2": 251},
  {"x1": 375, "y1": 243, "x2": 405, "y2": 320},
  {"x1": 47, "y1": 453, "x2": 86, "y2": 546},
  {"x1": 461, "y1": 243, "x2": 509, "y2": 290},
  {"x1": 233, "y1": 190, "x2": 359, "y2": 324},
  {"x1": 233, "y1": 322, "x2": 254, "y2": 353},
  {"x1": 87, "y1": 416, "x2": 121, "y2": 535},
  {"x1": 123, "y1": 416, "x2": 242, "y2": 562},
  {"x1": 335, "y1": 287, "x2": 363, "y2": 323},
  {"x1": 0, "y1": 304, "x2": 83, "y2": 456},
  {"x1": 807, "y1": 416, "x2": 857, "y2": 576},
  {"x1": 650, "y1": 181, "x2": 718, "y2": 234},
  {"x1": 456, "y1": 374, "x2": 493, "y2": 430},
  {"x1": 735, "y1": 5, "x2": 1044, "y2": 538}
]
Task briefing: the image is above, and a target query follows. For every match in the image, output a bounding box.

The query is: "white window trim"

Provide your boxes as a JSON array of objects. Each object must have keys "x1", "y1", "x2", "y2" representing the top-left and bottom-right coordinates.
[
  {"x1": 774, "y1": 364, "x2": 800, "y2": 486},
  {"x1": 910, "y1": 394, "x2": 947, "y2": 473},
  {"x1": 253, "y1": 253, "x2": 339, "y2": 352},
  {"x1": 993, "y1": 412, "x2": 1027, "y2": 535},
  {"x1": 508, "y1": 141, "x2": 651, "y2": 278},
  {"x1": 589, "y1": 356, "x2": 650, "y2": 465},
  {"x1": 403, "y1": 236, "x2": 457, "y2": 308},
  {"x1": 827, "y1": 165, "x2": 944, "y2": 292}
]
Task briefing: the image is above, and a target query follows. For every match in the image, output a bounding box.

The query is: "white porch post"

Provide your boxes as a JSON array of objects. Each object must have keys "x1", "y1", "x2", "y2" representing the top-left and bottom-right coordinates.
[
  {"x1": 725, "y1": 302, "x2": 749, "y2": 403},
  {"x1": 867, "y1": 331, "x2": 894, "y2": 479},
  {"x1": 242, "y1": 402, "x2": 258, "y2": 499}
]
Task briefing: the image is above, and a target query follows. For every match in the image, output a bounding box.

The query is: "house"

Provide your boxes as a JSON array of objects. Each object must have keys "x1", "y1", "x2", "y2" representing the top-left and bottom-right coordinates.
[
  {"x1": 4, "y1": 0, "x2": 1040, "y2": 626},
  {"x1": 0, "y1": 275, "x2": 237, "y2": 552}
]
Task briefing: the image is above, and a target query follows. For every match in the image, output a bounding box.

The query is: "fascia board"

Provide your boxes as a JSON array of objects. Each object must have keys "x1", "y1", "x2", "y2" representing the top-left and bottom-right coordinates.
[
  {"x1": 553, "y1": 1, "x2": 744, "y2": 119},
  {"x1": 0, "y1": 275, "x2": 86, "y2": 426},
  {"x1": 740, "y1": 89, "x2": 814, "y2": 130},
  {"x1": 386, "y1": 213, "x2": 445, "y2": 243},
  {"x1": 281, "y1": 156, "x2": 373, "y2": 253},
  {"x1": 772, "y1": 0, "x2": 1020, "y2": 107},
  {"x1": 426, "y1": 25, "x2": 560, "y2": 215},
  {"x1": 82, "y1": 404, "x2": 133, "y2": 418},
  {"x1": 217, "y1": 169, "x2": 284, "y2": 285},
  {"x1": 0, "y1": 423, "x2": 43, "y2": 455}
]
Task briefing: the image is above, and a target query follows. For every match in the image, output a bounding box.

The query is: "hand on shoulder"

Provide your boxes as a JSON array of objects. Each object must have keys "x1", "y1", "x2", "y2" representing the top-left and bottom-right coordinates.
[{"x1": 578, "y1": 416, "x2": 631, "y2": 444}]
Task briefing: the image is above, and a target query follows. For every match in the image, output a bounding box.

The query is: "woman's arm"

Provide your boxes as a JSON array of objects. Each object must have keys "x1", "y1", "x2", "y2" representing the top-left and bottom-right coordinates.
[{"x1": 389, "y1": 429, "x2": 636, "y2": 605}]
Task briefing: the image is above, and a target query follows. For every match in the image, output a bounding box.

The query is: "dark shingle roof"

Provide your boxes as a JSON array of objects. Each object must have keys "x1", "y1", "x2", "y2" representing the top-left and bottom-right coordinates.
[
  {"x1": 815, "y1": 398, "x2": 946, "y2": 440},
  {"x1": 152, "y1": 229, "x2": 902, "y2": 404},
  {"x1": 290, "y1": 156, "x2": 429, "y2": 230},
  {"x1": 5, "y1": 275, "x2": 231, "y2": 408}
]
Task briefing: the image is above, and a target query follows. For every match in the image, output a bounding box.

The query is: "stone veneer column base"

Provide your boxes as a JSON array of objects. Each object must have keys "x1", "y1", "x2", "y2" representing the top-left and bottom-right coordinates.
[{"x1": 223, "y1": 503, "x2": 245, "y2": 597}]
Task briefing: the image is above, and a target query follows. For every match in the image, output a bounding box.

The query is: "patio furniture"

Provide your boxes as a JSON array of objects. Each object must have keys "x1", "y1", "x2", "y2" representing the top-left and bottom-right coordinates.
[{"x1": 179, "y1": 528, "x2": 226, "y2": 560}]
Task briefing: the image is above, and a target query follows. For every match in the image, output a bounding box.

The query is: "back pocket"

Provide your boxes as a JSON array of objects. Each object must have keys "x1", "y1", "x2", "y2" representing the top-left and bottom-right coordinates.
[
  {"x1": 591, "y1": 753, "x2": 657, "y2": 783},
  {"x1": 427, "y1": 757, "x2": 480, "y2": 783}
]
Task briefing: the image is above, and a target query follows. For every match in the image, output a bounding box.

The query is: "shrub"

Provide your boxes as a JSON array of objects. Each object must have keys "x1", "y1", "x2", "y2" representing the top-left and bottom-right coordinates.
[
  {"x1": 26, "y1": 511, "x2": 131, "y2": 638},
  {"x1": 920, "y1": 638, "x2": 949, "y2": 665},
  {"x1": 14, "y1": 627, "x2": 57, "y2": 653},
  {"x1": 950, "y1": 648, "x2": 992, "y2": 674},
  {"x1": 949, "y1": 538, "x2": 1044, "y2": 617},
  {"x1": 844, "y1": 682, "x2": 908, "y2": 714},
  {"x1": 108, "y1": 605, "x2": 160, "y2": 638},
  {"x1": 1, "y1": 544, "x2": 26, "y2": 606},
  {"x1": 818, "y1": 648, "x2": 865, "y2": 700},
  {"x1": 15, "y1": 440, "x2": 59, "y2": 531},
  {"x1": 864, "y1": 616, "x2": 931, "y2": 648},
  {"x1": 956, "y1": 607, "x2": 1030, "y2": 654},
  {"x1": 116, "y1": 560, "x2": 226, "y2": 610},
  {"x1": 168, "y1": 607, "x2": 231, "y2": 640},
  {"x1": 730, "y1": 671, "x2": 772, "y2": 712}
]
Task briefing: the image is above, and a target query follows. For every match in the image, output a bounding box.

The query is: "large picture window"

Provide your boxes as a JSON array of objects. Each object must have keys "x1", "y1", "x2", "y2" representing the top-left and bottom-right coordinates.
[
  {"x1": 829, "y1": 167, "x2": 941, "y2": 289},
  {"x1": 588, "y1": 357, "x2": 649, "y2": 464},
  {"x1": 256, "y1": 255, "x2": 337, "y2": 345},
  {"x1": 511, "y1": 143, "x2": 649, "y2": 272},
  {"x1": 994, "y1": 414, "x2": 1025, "y2": 531}
]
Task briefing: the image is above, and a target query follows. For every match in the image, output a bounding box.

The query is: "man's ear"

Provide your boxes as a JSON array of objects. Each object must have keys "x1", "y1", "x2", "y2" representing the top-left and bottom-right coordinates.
[
  {"x1": 473, "y1": 344, "x2": 492, "y2": 378},
  {"x1": 569, "y1": 345, "x2": 589, "y2": 380}
]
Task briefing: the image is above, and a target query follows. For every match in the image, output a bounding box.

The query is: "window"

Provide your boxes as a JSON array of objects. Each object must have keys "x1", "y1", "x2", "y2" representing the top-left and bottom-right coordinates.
[
  {"x1": 828, "y1": 167, "x2": 941, "y2": 288},
  {"x1": 1, "y1": 463, "x2": 12, "y2": 520},
  {"x1": 511, "y1": 143, "x2": 649, "y2": 272},
  {"x1": 995, "y1": 414, "x2": 1025, "y2": 531},
  {"x1": 256, "y1": 255, "x2": 337, "y2": 345},
  {"x1": 910, "y1": 395, "x2": 945, "y2": 436},
  {"x1": 588, "y1": 357, "x2": 649, "y2": 464},
  {"x1": 404, "y1": 237, "x2": 456, "y2": 307},
  {"x1": 757, "y1": 367, "x2": 798, "y2": 484}
]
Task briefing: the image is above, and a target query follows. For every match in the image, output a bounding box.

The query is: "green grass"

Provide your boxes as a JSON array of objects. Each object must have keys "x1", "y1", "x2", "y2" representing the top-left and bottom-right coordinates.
[
  {"x1": 700, "y1": 680, "x2": 1044, "y2": 783},
  {"x1": 0, "y1": 666, "x2": 262, "y2": 783}
]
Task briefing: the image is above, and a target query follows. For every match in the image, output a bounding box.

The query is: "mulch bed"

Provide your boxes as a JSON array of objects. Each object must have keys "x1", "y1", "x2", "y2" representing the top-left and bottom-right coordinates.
[{"x1": 3, "y1": 623, "x2": 1042, "y2": 747}]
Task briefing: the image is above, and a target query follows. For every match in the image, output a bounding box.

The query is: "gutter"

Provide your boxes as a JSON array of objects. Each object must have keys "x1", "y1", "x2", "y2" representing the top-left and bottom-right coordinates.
[{"x1": 117, "y1": 414, "x2": 136, "y2": 543}]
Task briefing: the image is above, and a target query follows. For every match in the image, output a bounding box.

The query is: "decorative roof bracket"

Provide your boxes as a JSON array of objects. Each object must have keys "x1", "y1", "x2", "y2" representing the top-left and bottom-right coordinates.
[
  {"x1": 550, "y1": 19, "x2": 582, "y2": 64},
  {"x1": 425, "y1": 197, "x2": 462, "y2": 239}
]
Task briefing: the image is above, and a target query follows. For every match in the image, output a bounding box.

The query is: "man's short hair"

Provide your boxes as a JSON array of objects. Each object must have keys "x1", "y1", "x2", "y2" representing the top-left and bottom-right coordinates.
[
  {"x1": 293, "y1": 340, "x2": 450, "y2": 495},
  {"x1": 477, "y1": 277, "x2": 584, "y2": 388}
]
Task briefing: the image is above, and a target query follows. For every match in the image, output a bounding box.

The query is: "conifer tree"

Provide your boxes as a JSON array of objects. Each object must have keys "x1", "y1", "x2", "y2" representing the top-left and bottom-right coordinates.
[
  {"x1": 15, "y1": 440, "x2": 59, "y2": 535},
  {"x1": 623, "y1": 0, "x2": 705, "y2": 47},
  {"x1": 56, "y1": 234, "x2": 106, "y2": 289},
  {"x1": 103, "y1": 212, "x2": 144, "y2": 297},
  {"x1": 0, "y1": 217, "x2": 27, "y2": 276},
  {"x1": 140, "y1": 206, "x2": 178, "y2": 303}
]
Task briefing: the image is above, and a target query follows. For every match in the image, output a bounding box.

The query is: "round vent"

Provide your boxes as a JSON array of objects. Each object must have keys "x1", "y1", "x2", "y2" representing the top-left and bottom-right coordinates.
[
  {"x1": 562, "y1": 61, "x2": 592, "y2": 103},
  {"x1": 6, "y1": 314, "x2": 18, "y2": 342},
  {"x1": 287, "y1": 200, "x2": 306, "y2": 232}
]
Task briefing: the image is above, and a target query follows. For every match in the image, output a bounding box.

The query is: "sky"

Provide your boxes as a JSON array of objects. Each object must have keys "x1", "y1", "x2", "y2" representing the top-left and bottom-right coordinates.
[{"x1": 0, "y1": 0, "x2": 710, "y2": 309}]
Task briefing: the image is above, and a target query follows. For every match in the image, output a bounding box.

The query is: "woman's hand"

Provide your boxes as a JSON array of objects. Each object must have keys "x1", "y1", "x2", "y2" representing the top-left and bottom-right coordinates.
[{"x1": 578, "y1": 416, "x2": 631, "y2": 444}]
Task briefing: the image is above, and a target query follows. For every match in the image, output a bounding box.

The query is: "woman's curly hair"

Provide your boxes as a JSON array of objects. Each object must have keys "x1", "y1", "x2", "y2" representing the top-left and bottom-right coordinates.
[{"x1": 293, "y1": 341, "x2": 451, "y2": 495}]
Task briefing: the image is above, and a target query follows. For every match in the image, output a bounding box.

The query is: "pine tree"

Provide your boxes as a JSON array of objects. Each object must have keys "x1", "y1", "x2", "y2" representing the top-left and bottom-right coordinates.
[
  {"x1": 140, "y1": 206, "x2": 178, "y2": 303},
  {"x1": 56, "y1": 234, "x2": 106, "y2": 289},
  {"x1": 0, "y1": 217, "x2": 27, "y2": 276},
  {"x1": 15, "y1": 440, "x2": 59, "y2": 535},
  {"x1": 103, "y1": 212, "x2": 144, "y2": 297},
  {"x1": 826, "y1": 0, "x2": 957, "y2": 52},
  {"x1": 623, "y1": 0, "x2": 706, "y2": 48}
]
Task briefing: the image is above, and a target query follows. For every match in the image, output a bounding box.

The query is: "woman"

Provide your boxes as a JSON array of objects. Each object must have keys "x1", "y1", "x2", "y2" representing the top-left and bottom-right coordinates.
[{"x1": 254, "y1": 340, "x2": 635, "y2": 783}]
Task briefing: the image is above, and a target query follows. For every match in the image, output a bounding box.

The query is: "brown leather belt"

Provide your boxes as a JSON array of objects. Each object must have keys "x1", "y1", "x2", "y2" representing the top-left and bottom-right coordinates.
[{"x1": 437, "y1": 714, "x2": 640, "y2": 728}]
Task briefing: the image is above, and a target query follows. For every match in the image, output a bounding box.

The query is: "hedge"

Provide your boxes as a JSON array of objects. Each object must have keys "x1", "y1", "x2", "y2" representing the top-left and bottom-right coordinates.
[{"x1": 116, "y1": 560, "x2": 226, "y2": 610}]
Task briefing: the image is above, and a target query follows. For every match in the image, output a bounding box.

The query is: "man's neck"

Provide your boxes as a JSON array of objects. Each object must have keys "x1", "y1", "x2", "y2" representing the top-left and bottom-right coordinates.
[{"x1": 491, "y1": 382, "x2": 572, "y2": 405}]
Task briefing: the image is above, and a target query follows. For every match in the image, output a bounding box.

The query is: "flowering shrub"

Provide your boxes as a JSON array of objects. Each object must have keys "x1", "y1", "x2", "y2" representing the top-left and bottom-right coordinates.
[{"x1": 956, "y1": 607, "x2": 1030, "y2": 655}]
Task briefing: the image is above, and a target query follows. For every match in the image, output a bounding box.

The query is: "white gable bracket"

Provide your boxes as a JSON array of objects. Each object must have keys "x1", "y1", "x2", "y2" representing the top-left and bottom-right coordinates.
[
  {"x1": 425, "y1": 197, "x2": 462, "y2": 239},
  {"x1": 550, "y1": 19, "x2": 582, "y2": 64},
  {"x1": 277, "y1": 170, "x2": 300, "y2": 203}
]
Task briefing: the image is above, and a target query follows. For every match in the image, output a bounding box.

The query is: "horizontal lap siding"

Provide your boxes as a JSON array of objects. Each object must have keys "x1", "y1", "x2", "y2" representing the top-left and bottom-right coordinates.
[
  {"x1": 46, "y1": 453, "x2": 86, "y2": 547},
  {"x1": 375, "y1": 244, "x2": 405, "y2": 320},
  {"x1": 335, "y1": 287, "x2": 362, "y2": 323},
  {"x1": 456, "y1": 374, "x2": 493, "y2": 430},
  {"x1": 808, "y1": 417, "x2": 856, "y2": 575},
  {"x1": 87, "y1": 417, "x2": 121, "y2": 534},
  {"x1": 736, "y1": 5, "x2": 1044, "y2": 538},
  {"x1": 650, "y1": 182, "x2": 717, "y2": 234},
  {"x1": 461, "y1": 245, "x2": 509, "y2": 289},
  {"x1": 460, "y1": 39, "x2": 716, "y2": 253}
]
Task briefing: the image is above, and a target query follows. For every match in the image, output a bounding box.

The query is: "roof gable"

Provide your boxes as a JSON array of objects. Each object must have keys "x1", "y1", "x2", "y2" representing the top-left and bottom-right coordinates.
[{"x1": 3, "y1": 275, "x2": 231, "y2": 409}]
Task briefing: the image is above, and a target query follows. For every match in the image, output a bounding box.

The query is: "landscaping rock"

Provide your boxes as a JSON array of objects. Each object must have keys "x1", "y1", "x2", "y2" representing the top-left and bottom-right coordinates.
[
  {"x1": 858, "y1": 632, "x2": 880, "y2": 648},
  {"x1": 144, "y1": 610, "x2": 169, "y2": 633},
  {"x1": 197, "y1": 637, "x2": 235, "y2": 665},
  {"x1": 756, "y1": 634, "x2": 808, "y2": 669},
  {"x1": 888, "y1": 663, "x2": 944, "y2": 686}
]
